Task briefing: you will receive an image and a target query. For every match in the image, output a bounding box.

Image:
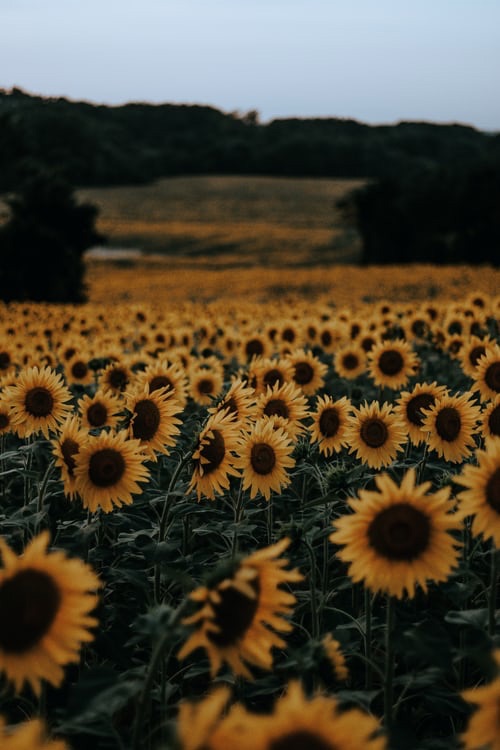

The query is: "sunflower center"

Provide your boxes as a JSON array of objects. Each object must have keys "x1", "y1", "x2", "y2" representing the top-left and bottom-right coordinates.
[
  {"x1": 71, "y1": 361, "x2": 88, "y2": 379},
  {"x1": 0, "y1": 569, "x2": 61, "y2": 653},
  {"x1": 64, "y1": 346, "x2": 77, "y2": 360},
  {"x1": 486, "y1": 469, "x2": 500, "y2": 513},
  {"x1": 0, "y1": 413, "x2": 10, "y2": 429},
  {"x1": 469, "y1": 345, "x2": 486, "y2": 367},
  {"x1": 294, "y1": 361, "x2": 314, "y2": 385},
  {"x1": 342, "y1": 354, "x2": 359, "y2": 371},
  {"x1": 24, "y1": 386, "x2": 54, "y2": 417},
  {"x1": 264, "y1": 399, "x2": 289, "y2": 420},
  {"x1": 87, "y1": 402, "x2": 108, "y2": 427},
  {"x1": 411, "y1": 320, "x2": 427, "y2": 337},
  {"x1": 109, "y1": 368, "x2": 128, "y2": 390},
  {"x1": 282, "y1": 327, "x2": 296, "y2": 343},
  {"x1": 88, "y1": 448, "x2": 126, "y2": 487},
  {"x1": 208, "y1": 575, "x2": 260, "y2": 646},
  {"x1": 198, "y1": 378, "x2": 214, "y2": 395},
  {"x1": 263, "y1": 369, "x2": 285, "y2": 389},
  {"x1": 199, "y1": 429, "x2": 225, "y2": 474},
  {"x1": 0, "y1": 351, "x2": 11, "y2": 369},
  {"x1": 406, "y1": 393, "x2": 435, "y2": 427},
  {"x1": 378, "y1": 350, "x2": 404, "y2": 376},
  {"x1": 361, "y1": 336, "x2": 376, "y2": 353},
  {"x1": 319, "y1": 408, "x2": 340, "y2": 438},
  {"x1": 245, "y1": 339, "x2": 264, "y2": 358},
  {"x1": 360, "y1": 418, "x2": 388, "y2": 448},
  {"x1": 61, "y1": 437, "x2": 79, "y2": 476},
  {"x1": 250, "y1": 442, "x2": 276, "y2": 475},
  {"x1": 149, "y1": 375, "x2": 173, "y2": 393},
  {"x1": 488, "y1": 406, "x2": 500, "y2": 437},
  {"x1": 485, "y1": 362, "x2": 500, "y2": 393},
  {"x1": 132, "y1": 399, "x2": 161, "y2": 441},
  {"x1": 435, "y1": 407, "x2": 461, "y2": 442},
  {"x1": 368, "y1": 502, "x2": 431, "y2": 561},
  {"x1": 321, "y1": 331, "x2": 332, "y2": 347},
  {"x1": 269, "y1": 731, "x2": 334, "y2": 750}
]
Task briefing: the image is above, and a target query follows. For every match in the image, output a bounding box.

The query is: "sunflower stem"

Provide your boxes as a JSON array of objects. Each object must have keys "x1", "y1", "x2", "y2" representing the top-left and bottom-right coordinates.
[
  {"x1": 36, "y1": 458, "x2": 55, "y2": 527},
  {"x1": 416, "y1": 439, "x2": 429, "y2": 483},
  {"x1": 364, "y1": 588, "x2": 373, "y2": 689},
  {"x1": 383, "y1": 595, "x2": 396, "y2": 732},
  {"x1": 303, "y1": 539, "x2": 319, "y2": 639},
  {"x1": 488, "y1": 545, "x2": 499, "y2": 637},
  {"x1": 266, "y1": 494, "x2": 274, "y2": 545},
  {"x1": 231, "y1": 479, "x2": 244, "y2": 560}
]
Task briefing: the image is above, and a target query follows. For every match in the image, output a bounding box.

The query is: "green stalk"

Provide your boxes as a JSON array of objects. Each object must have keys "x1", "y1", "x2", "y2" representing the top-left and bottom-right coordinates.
[
  {"x1": 364, "y1": 589, "x2": 373, "y2": 689},
  {"x1": 231, "y1": 479, "x2": 244, "y2": 560},
  {"x1": 266, "y1": 494, "x2": 274, "y2": 545},
  {"x1": 384, "y1": 596, "x2": 396, "y2": 732},
  {"x1": 416, "y1": 439, "x2": 429, "y2": 483},
  {"x1": 36, "y1": 458, "x2": 55, "y2": 529},
  {"x1": 489, "y1": 545, "x2": 499, "y2": 638},
  {"x1": 303, "y1": 539, "x2": 319, "y2": 639}
]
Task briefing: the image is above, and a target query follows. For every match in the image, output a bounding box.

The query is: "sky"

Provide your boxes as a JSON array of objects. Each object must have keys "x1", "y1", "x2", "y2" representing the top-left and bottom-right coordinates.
[{"x1": 1, "y1": 0, "x2": 500, "y2": 131}]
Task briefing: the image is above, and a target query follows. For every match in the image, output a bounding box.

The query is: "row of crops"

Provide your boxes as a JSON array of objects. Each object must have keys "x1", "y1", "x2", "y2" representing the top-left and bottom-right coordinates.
[{"x1": 0, "y1": 291, "x2": 500, "y2": 749}]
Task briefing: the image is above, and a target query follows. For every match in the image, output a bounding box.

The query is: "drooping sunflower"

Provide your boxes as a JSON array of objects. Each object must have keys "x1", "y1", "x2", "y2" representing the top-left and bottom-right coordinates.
[
  {"x1": 187, "y1": 410, "x2": 241, "y2": 500},
  {"x1": 256, "y1": 381, "x2": 309, "y2": 439},
  {"x1": 455, "y1": 441, "x2": 500, "y2": 547},
  {"x1": 0, "y1": 717, "x2": 67, "y2": 750},
  {"x1": 0, "y1": 531, "x2": 100, "y2": 695},
  {"x1": 334, "y1": 344, "x2": 367, "y2": 380},
  {"x1": 134, "y1": 359, "x2": 188, "y2": 408},
  {"x1": 481, "y1": 395, "x2": 500, "y2": 444},
  {"x1": 345, "y1": 401, "x2": 407, "y2": 469},
  {"x1": 178, "y1": 538, "x2": 302, "y2": 679},
  {"x1": 420, "y1": 391, "x2": 481, "y2": 464},
  {"x1": 211, "y1": 680, "x2": 386, "y2": 750},
  {"x1": 78, "y1": 388, "x2": 123, "y2": 431},
  {"x1": 124, "y1": 385, "x2": 182, "y2": 461},
  {"x1": 51, "y1": 416, "x2": 89, "y2": 500},
  {"x1": 309, "y1": 395, "x2": 352, "y2": 456},
  {"x1": 235, "y1": 418, "x2": 295, "y2": 500},
  {"x1": 330, "y1": 469, "x2": 462, "y2": 598},
  {"x1": 73, "y1": 430, "x2": 150, "y2": 513},
  {"x1": 461, "y1": 657, "x2": 500, "y2": 750},
  {"x1": 395, "y1": 382, "x2": 449, "y2": 446},
  {"x1": 471, "y1": 345, "x2": 500, "y2": 402},
  {"x1": 7, "y1": 366, "x2": 73, "y2": 439},
  {"x1": 286, "y1": 348, "x2": 328, "y2": 395},
  {"x1": 367, "y1": 339, "x2": 420, "y2": 390},
  {"x1": 208, "y1": 377, "x2": 257, "y2": 425}
]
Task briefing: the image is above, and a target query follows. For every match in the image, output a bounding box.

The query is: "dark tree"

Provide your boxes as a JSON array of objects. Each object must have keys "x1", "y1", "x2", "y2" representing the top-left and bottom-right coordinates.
[{"x1": 0, "y1": 169, "x2": 104, "y2": 303}]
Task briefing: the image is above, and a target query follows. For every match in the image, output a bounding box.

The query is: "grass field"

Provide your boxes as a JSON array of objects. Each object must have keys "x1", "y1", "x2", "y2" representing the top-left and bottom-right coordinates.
[{"x1": 78, "y1": 175, "x2": 365, "y2": 265}]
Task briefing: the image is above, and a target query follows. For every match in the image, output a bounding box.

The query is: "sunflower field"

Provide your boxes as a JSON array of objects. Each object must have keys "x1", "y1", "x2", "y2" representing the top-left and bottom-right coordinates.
[{"x1": 1, "y1": 290, "x2": 500, "y2": 750}]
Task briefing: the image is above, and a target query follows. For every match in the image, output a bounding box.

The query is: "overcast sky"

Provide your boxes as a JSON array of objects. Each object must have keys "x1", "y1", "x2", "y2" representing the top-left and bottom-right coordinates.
[{"x1": 1, "y1": 0, "x2": 499, "y2": 130}]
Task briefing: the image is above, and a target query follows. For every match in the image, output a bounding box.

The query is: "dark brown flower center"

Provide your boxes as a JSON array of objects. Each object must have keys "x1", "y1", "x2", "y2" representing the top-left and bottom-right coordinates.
[
  {"x1": 250, "y1": 442, "x2": 276, "y2": 475},
  {"x1": 360, "y1": 418, "x2": 388, "y2": 448},
  {"x1": 0, "y1": 569, "x2": 61, "y2": 653},
  {"x1": 264, "y1": 398, "x2": 289, "y2": 420},
  {"x1": 88, "y1": 448, "x2": 126, "y2": 487},
  {"x1": 87, "y1": 402, "x2": 108, "y2": 427},
  {"x1": 406, "y1": 393, "x2": 435, "y2": 427},
  {"x1": 132, "y1": 399, "x2": 161, "y2": 441},
  {"x1": 269, "y1": 731, "x2": 334, "y2": 750},
  {"x1": 361, "y1": 336, "x2": 376, "y2": 353},
  {"x1": 488, "y1": 405, "x2": 500, "y2": 437},
  {"x1": 149, "y1": 375, "x2": 173, "y2": 393},
  {"x1": 108, "y1": 368, "x2": 128, "y2": 391},
  {"x1": 411, "y1": 320, "x2": 427, "y2": 337},
  {"x1": 321, "y1": 331, "x2": 332, "y2": 347},
  {"x1": 25, "y1": 386, "x2": 54, "y2": 417},
  {"x1": 245, "y1": 338, "x2": 264, "y2": 358},
  {"x1": 319, "y1": 408, "x2": 340, "y2": 438},
  {"x1": 199, "y1": 429, "x2": 225, "y2": 474},
  {"x1": 342, "y1": 353, "x2": 359, "y2": 371},
  {"x1": 469, "y1": 345, "x2": 486, "y2": 367},
  {"x1": 486, "y1": 469, "x2": 500, "y2": 514},
  {"x1": 485, "y1": 362, "x2": 500, "y2": 393},
  {"x1": 0, "y1": 351, "x2": 11, "y2": 370},
  {"x1": 294, "y1": 361, "x2": 314, "y2": 385},
  {"x1": 61, "y1": 437, "x2": 79, "y2": 476},
  {"x1": 0, "y1": 413, "x2": 10, "y2": 430},
  {"x1": 208, "y1": 575, "x2": 260, "y2": 647},
  {"x1": 263, "y1": 369, "x2": 285, "y2": 389},
  {"x1": 197, "y1": 378, "x2": 214, "y2": 395},
  {"x1": 368, "y1": 502, "x2": 431, "y2": 561},
  {"x1": 435, "y1": 407, "x2": 461, "y2": 442},
  {"x1": 378, "y1": 350, "x2": 404, "y2": 376},
  {"x1": 63, "y1": 346, "x2": 77, "y2": 361},
  {"x1": 282, "y1": 327, "x2": 296, "y2": 343},
  {"x1": 71, "y1": 361, "x2": 88, "y2": 379}
]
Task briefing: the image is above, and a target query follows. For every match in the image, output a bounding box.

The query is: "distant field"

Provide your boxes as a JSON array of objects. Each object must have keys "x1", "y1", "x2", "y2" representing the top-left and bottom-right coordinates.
[{"x1": 78, "y1": 175, "x2": 365, "y2": 265}]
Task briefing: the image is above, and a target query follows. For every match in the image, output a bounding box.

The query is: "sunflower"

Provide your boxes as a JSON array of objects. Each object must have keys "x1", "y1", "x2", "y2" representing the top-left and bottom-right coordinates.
[
  {"x1": 420, "y1": 391, "x2": 481, "y2": 464},
  {"x1": 481, "y1": 395, "x2": 500, "y2": 443},
  {"x1": 7, "y1": 366, "x2": 73, "y2": 439},
  {"x1": 345, "y1": 401, "x2": 407, "y2": 469},
  {"x1": 367, "y1": 339, "x2": 419, "y2": 390},
  {"x1": 309, "y1": 395, "x2": 352, "y2": 456},
  {"x1": 0, "y1": 717, "x2": 67, "y2": 750},
  {"x1": 213, "y1": 680, "x2": 386, "y2": 750},
  {"x1": 0, "y1": 531, "x2": 100, "y2": 695},
  {"x1": 134, "y1": 359, "x2": 188, "y2": 408},
  {"x1": 256, "y1": 381, "x2": 309, "y2": 439},
  {"x1": 124, "y1": 385, "x2": 182, "y2": 461},
  {"x1": 321, "y1": 633, "x2": 349, "y2": 682},
  {"x1": 73, "y1": 430, "x2": 150, "y2": 513},
  {"x1": 208, "y1": 378, "x2": 257, "y2": 425},
  {"x1": 235, "y1": 418, "x2": 295, "y2": 500},
  {"x1": 189, "y1": 367, "x2": 224, "y2": 406},
  {"x1": 0, "y1": 395, "x2": 14, "y2": 435},
  {"x1": 78, "y1": 388, "x2": 123, "y2": 431},
  {"x1": 252, "y1": 357, "x2": 294, "y2": 395},
  {"x1": 177, "y1": 685, "x2": 232, "y2": 750},
  {"x1": 472, "y1": 345, "x2": 500, "y2": 402},
  {"x1": 334, "y1": 344, "x2": 366, "y2": 380},
  {"x1": 459, "y1": 335, "x2": 496, "y2": 378},
  {"x1": 395, "y1": 382, "x2": 449, "y2": 446},
  {"x1": 286, "y1": 348, "x2": 328, "y2": 395},
  {"x1": 187, "y1": 410, "x2": 241, "y2": 500},
  {"x1": 242, "y1": 333, "x2": 271, "y2": 362},
  {"x1": 51, "y1": 416, "x2": 89, "y2": 500},
  {"x1": 455, "y1": 442, "x2": 500, "y2": 547},
  {"x1": 330, "y1": 469, "x2": 461, "y2": 598},
  {"x1": 64, "y1": 351, "x2": 94, "y2": 386},
  {"x1": 98, "y1": 360, "x2": 132, "y2": 394},
  {"x1": 178, "y1": 538, "x2": 302, "y2": 679},
  {"x1": 461, "y1": 667, "x2": 500, "y2": 750}
]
